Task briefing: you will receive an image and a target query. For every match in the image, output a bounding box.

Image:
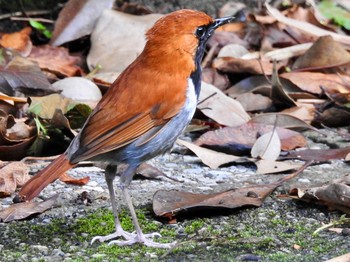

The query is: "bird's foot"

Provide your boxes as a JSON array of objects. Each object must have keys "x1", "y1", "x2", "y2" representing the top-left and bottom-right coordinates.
[
  {"x1": 108, "y1": 232, "x2": 176, "y2": 248},
  {"x1": 91, "y1": 227, "x2": 134, "y2": 245}
]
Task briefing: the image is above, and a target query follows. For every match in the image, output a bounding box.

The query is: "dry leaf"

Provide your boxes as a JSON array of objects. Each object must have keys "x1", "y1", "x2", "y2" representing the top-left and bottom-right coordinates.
[
  {"x1": 0, "y1": 27, "x2": 32, "y2": 56},
  {"x1": 59, "y1": 172, "x2": 90, "y2": 186},
  {"x1": 0, "y1": 194, "x2": 59, "y2": 222},
  {"x1": 153, "y1": 162, "x2": 309, "y2": 217},
  {"x1": 194, "y1": 122, "x2": 307, "y2": 154},
  {"x1": 281, "y1": 147, "x2": 350, "y2": 162},
  {"x1": 251, "y1": 130, "x2": 281, "y2": 161},
  {"x1": 292, "y1": 36, "x2": 350, "y2": 71},
  {"x1": 265, "y1": 3, "x2": 350, "y2": 47},
  {"x1": 0, "y1": 56, "x2": 52, "y2": 96},
  {"x1": 250, "y1": 113, "x2": 319, "y2": 132},
  {"x1": 29, "y1": 45, "x2": 82, "y2": 77},
  {"x1": 51, "y1": 0, "x2": 114, "y2": 46},
  {"x1": 177, "y1": 139, "x2": 245, "y2": 169},
  {"x1": 28, "y1": 94, "x2": 74, "y2": 119},
  {"x1": 288, "y1": 174, "x2": 350, "y2": 213},
  {"x1": 213, "y1": 56, "x2": 276, "y2": 75},
  {"x1": 198, "y1": 82, "x2": 250, "y2": 127},
  {"x1": 324, "y1": 253, "x2": 350, "y2": 262},
  {"x1": 0, "y1": 162, "x2": 30, "y2": 197},
  {"x1": 87, "y1": 10, "x2": 162, "y2": 73}
]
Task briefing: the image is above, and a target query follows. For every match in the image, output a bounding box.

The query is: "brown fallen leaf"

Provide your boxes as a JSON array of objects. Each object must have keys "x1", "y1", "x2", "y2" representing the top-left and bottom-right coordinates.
[
  {"x1": 0, "y1": 55, "x2": 52, "y2": 96},
  {"x1": 194, "y1": 122, "x2": 307, "y2": 155},
  {"x1": 153, "y1": 162, "x2": 310, "y2": 218},
  {"x1": 292, "y1": 36, "x2": 350, "y2": 71},
  {"x1": 0, "y1": 27, "x2": 32, "y2": 56},
  {"x1": 29, "y1": 45, "x2": 82, "y2": 77},
  {"x1": 0, "y1": 111, "x2": 37, "y2": 161},
  {"x1": 281, "y1": 147, "x2": 350, "y2": 162},
  {"x1": 178, "y1": 139, "x2": 301, "y2": 174},
  {"x1": 213, "y1": 56, "x2": 276, "y2": 75},
  {"x1": 316, "y1": 106, "x2": 350, "y2": 127},
  {"x1": 59, "y1": 172, "x2": 90, "y2": 186},
  {"x1": 0, "y1": 194, "x2": 59, "y2": 222},
  {"x1": 270, "y1": 61, "x2": 296, "y2": 108},
  {"x1": 324, "y1": 253, "x2": 350, "y2": 262},
  {"x1": 0, "y1": 161, "x2": 30, "y2": 197},
  {"x1": 287, "y1": 174, "x2": 350, "y2": 214},
  {"x1": 250, "y1": 113, "x2": 319, "y2": 133},
  {"x1": 136, "y1": 163, "x2": 182, "y2": 182},
  {"x1": 280, "y1": 72, "x2": 350, "y2": 95},
  {"x1": 265, "y1": 3, "x2": 350, "y2": 47}
]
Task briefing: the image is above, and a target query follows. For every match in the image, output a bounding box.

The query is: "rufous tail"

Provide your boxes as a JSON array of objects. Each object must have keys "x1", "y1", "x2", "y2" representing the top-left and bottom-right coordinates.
[{"x1": 14, "y1": 154, "x2": 76, "y2": 202}]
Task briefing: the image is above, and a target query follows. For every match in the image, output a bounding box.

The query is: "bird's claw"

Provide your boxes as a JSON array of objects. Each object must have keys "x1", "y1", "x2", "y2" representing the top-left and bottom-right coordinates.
[
  {"x1": 108, "y1": 233, "x2": 176, "y2": 248},
  {"x1": 90, "y1": 230, "x2": 135, "y2": 245},
  {"x1": 92, "y1": 231, "x2": 175, "y2": 248}
]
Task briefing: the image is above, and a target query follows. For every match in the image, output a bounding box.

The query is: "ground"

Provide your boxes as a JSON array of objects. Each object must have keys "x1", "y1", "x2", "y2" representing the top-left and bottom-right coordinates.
[
  {"x1": 1, "y1": 130, "x2": 350, "y2": 261},
  {"x1": 0, "y1": 0, "x2": 350, "y2": 261}
]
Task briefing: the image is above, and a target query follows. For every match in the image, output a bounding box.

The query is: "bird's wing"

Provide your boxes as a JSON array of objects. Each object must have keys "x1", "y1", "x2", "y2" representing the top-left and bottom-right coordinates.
[{"x1": 69, "y1": 61, "x2": 189, "y2": 162}]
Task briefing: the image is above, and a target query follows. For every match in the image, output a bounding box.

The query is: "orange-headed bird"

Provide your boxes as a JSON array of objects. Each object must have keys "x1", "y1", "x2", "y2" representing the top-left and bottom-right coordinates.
[{"x1": 15, "y1": 10, "x2": 233, "y2": 248}]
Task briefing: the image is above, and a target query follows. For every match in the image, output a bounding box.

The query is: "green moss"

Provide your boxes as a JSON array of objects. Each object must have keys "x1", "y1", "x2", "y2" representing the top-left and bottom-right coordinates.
[{"x1": 1, "y1": 200, "x2": 349, "y2": 261}]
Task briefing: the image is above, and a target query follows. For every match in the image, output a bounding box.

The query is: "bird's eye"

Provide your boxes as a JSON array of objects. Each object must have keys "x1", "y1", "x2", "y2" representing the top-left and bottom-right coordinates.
[{"x1": 195, "y1": 26, "x2": 206, "y2": 39}]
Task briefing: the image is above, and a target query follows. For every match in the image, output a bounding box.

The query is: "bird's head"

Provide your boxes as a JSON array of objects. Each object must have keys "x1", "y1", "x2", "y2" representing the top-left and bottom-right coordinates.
[{"x1": 145, "y1": 9, "x2": 233, "y2": 66}]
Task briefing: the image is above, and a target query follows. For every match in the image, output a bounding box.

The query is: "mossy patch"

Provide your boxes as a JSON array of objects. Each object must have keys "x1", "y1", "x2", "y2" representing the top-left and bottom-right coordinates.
[{"x1": 1, "y1": 200, "x2": 349, "y2": 261}]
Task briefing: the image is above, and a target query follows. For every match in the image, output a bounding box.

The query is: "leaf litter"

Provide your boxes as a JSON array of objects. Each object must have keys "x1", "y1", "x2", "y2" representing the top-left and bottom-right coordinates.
[{"x1": 0, "y1": 0, "x2": 349, "y2": 232}]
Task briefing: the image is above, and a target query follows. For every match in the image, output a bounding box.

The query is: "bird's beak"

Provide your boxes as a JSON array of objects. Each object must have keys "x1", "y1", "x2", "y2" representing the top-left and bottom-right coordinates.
[{"x1": 210, "y1": 16, "x2": 234, "y2": 31}]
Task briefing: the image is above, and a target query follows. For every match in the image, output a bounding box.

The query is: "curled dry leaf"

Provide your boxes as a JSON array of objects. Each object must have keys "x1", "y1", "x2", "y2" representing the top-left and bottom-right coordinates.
[
  {"x1": 0, "y1": 111, "x2": 37, "y2": 160},
  {"x1": 0, "y1": 161, "x2": 30, "y2": 197},
  {"x1": 288, "y1": 174, "x2": 350, "y2": 213},
  {"x1": 0, "y1": 194, "x2": 59, "y2": 222},
  {"x1": 198, "y1": 82, "x2": 250, "y2": 127},
  {"x1": 271, "y1": 62, "x2": 297, "y2": 108},
  {"x1": 292, "y1": 36, "x2": 350, "y2": 71}
]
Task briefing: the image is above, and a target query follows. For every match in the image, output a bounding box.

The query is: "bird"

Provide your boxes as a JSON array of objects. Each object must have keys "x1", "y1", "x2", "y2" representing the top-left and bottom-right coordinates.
[{"x1": 15, "y1": 9, "x2": 233, "y2": 248}]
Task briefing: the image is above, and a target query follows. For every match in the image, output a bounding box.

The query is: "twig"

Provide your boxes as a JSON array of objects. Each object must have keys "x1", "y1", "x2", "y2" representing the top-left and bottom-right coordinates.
[
  {"x1": 0, "y1": 10, "x2": 52, "y2": 20},
  {"x1": 11, "y1": 17, "x2": 54, "y2": 23}
]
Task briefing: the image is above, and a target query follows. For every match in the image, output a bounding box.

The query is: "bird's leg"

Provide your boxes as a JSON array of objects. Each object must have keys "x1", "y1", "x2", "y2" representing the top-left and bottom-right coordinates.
[
  {"x1": 91, "y1": 165, "x2": 134, "y2": 244},
  {"x1": 107, "y1": 165, "x2": 176, "y2": 248}
]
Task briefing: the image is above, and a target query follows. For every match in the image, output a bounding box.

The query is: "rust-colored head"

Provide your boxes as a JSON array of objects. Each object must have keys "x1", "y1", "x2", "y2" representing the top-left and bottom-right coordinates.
[{"x1": 145, "y1": 10, "x2": 232, "y2": 61}]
